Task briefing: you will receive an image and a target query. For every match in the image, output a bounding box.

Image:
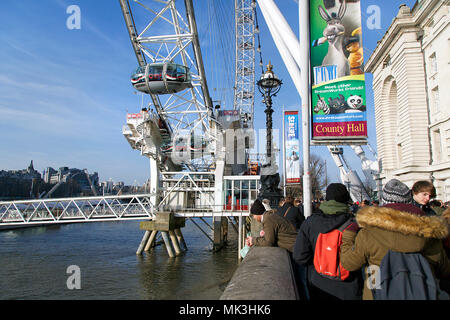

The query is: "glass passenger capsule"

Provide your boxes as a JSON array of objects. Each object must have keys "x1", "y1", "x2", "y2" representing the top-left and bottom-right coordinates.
[{"x1": 131, "y1": 62, "x2": 192, "y2": 95}]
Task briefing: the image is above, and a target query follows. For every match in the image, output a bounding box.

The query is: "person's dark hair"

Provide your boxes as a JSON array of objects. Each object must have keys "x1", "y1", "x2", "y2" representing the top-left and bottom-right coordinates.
[
  {"x1": 284, "y1": 196, "x2": 294, "y2": 204},
  {"x1": 412, "y1": 180, "x2": 436, "y2": 198},
  {"x1": 362, "y1": 200, "x2": 370, "y2": 205}
]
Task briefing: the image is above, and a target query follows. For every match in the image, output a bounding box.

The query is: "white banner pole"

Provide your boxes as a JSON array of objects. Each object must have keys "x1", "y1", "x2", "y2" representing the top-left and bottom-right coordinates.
[
  {"x1": 299, "y1": 0, "x2": 312, "y2": 217},
  {"x1": 282, "y1": 106, "x2": 287, "y2": 198}
]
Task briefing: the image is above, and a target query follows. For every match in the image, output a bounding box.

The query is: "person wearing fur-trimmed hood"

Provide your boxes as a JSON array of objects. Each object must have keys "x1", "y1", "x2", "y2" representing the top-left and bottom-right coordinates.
[{"x1": 340, "y1": 179, "x2": 450, "y2": 300}]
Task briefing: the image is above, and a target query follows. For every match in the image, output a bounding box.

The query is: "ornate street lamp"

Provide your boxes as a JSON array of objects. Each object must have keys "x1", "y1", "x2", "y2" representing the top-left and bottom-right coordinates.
[
  {"x1": 257, "y1": 62, "x2": 282, "y2": 162},
  {"x1": 256, "y1": 62, "x2": 283, "y2": 205}
]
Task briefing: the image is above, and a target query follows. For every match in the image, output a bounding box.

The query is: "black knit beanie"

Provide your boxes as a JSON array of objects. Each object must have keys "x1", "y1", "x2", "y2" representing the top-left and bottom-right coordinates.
[
  {"x1": 250, "y1": 199, "x2": 266, "y2": 215},
  {"x1": 325, "y1": 183, "x2": 351, "y2": 204}
]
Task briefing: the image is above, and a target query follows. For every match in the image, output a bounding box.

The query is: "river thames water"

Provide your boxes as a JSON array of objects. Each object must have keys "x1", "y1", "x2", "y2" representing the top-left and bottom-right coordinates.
[{"x1": 0, "y1": 219, "x2": 239, "y2": 300}]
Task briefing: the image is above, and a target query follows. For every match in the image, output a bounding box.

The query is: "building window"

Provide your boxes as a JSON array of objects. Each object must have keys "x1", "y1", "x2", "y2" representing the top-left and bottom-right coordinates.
[
  {"x1": 432, "y1": 86, "x2": 440, "y2": 112},
  {"x1": 433, "y1": 129, "x2": 442, "y2": 163},
  {"x1": 429, "y1": 52, "x2": 437, "y2": 74},
  {"x1": 223, "y1": 178, "x2": 259, "y2": 211}
]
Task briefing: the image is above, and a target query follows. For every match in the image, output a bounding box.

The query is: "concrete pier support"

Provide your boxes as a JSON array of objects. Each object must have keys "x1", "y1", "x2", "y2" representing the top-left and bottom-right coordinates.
[
  {"x1": 161, "y1": 231, "x2": 175, "y2": 258},
  {"x1": 213, "y1": 216, "x2": 228, "y2": 251},
  {"x1": 169, "y1": 230, "x2": 182, "y2": 256},
  {"x1": 174, "y1": 228, "x2": 187, "y2": 251},
  {"x1": 144, "y1": 230, "x2": 158, "y2": 252},
  {"x1": 137, "y1": 212, "x2": 186, "y2": 257},
  {"x1": 136, "y1": 230, "x2": 151, "y2": 255}
]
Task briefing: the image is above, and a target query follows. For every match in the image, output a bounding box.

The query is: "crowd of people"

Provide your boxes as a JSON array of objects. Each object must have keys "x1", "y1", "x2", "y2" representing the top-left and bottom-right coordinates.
[{"x1": 245, "y1": 179, "x2": 450, "y2": 300}]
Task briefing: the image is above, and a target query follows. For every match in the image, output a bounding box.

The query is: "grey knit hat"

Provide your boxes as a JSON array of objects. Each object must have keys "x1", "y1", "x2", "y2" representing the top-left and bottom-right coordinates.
[{"x1": 382, "y1": 179, "x2": 412, "y2": 204}]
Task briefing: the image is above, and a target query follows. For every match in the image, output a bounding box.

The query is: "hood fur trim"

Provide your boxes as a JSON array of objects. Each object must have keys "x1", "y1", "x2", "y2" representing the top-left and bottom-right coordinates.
[{"x1": 356, "y1": 206, "x2": 449, "y2": 239}]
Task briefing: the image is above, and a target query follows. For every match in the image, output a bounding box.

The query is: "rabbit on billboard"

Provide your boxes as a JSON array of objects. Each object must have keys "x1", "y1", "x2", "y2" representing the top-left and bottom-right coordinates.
[
  {"x1": 322, "y1": 0, "x2": 362, "y2": 38},
  {"x1": 318, "y1": 1, "x2": 350, "y2": 77}
]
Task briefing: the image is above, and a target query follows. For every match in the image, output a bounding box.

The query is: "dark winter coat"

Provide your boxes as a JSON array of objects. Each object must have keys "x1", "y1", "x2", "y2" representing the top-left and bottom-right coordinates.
[
  {"x1": 341, "y1": 205, "x2": 450, "y2": 300},
  {"x1": 412, "y1": 200, "x2": 437, "y2": 216},
  {"x1": 293, "y1": 200, "x2": 363, "y2": 300},
  {"x1": 253, "y1": 210, "x2": 298, "y2": 253},
  {"x1": 277, "y1": 202, "x2": 305, "y2": 230}
]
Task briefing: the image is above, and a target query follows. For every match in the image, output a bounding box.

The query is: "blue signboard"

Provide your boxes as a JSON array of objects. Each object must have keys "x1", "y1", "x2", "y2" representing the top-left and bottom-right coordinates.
[{"x1": 284, "y1": 111, "x2": 300, "y2": 184}]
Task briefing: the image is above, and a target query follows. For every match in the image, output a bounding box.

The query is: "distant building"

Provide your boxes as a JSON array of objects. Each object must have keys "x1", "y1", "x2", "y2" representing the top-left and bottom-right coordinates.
[
  {"x1": 43, "y1": 166, "x2": 99, "y2": 193},
  {"x1": 366, "y1": 0, "x2": 449, "y2": 201},
  {"x1": 0, "y1": 161, "x2": 42, "y2": 199},
  {"x1": 43, "y1": 167, "x2": 57, "y2": 184},
  {"x1": 100, "y1": 179, "x2": 124, "y2": 195},
  {"x1": 0, "y1": 161, "x2": 101, "y2": 199},
  {"x1": 0, "y1": 160, "x2": 41, "y2": 180}
]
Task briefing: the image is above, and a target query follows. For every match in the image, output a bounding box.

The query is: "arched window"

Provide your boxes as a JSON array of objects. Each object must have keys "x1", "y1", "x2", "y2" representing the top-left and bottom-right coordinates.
[
  {"x1": 381, "y1": 76, "x2": 400, "y2": 170},
  {"x1": 389, "y1": 81, "x2": 403, "y2": 166}
]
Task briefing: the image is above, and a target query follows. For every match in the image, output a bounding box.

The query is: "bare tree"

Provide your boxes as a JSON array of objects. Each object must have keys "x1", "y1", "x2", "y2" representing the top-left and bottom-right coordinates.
[
  {"x1": 362, "y1": 178, "x2": 377, "y2": 201},
  {"x1": 285, "y1": 153, "x2": 329, "y2": 200}
]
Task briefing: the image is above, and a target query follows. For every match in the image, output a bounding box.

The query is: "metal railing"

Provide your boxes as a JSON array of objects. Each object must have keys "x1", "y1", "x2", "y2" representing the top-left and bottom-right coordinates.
[
  {"x1": 0, "y1": 195, "x2": 251, "y2": 227},
  {"x1": 0, "y1": 194, "x2": 156, "y2": 226}
]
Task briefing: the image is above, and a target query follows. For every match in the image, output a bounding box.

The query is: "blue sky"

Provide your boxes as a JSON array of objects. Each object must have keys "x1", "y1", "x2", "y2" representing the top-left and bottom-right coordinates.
[{"x1": 0, "y1": 0, "x2": 417, "y2": 185}]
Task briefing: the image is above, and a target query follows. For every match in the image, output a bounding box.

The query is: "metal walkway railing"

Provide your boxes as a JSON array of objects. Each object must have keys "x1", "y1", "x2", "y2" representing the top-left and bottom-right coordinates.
[
  {"x1": 0, "y1": 194, "x2": 251, "y2": 227},
  {"x1": 0, "y1": 194, "x2": 156, "y2": 226}
]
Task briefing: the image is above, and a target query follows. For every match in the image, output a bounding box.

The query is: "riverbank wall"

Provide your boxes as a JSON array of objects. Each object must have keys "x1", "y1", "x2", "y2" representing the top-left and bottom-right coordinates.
[{"x1": 220, "y1": 246, "x2": 299, "y2": 300}]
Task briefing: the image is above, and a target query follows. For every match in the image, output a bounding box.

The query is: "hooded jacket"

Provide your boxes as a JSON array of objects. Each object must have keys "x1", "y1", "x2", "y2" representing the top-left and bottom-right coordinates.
[
  {"x1": 341, "y1": 205, "x2": 450, "y2": 300},
  {"x1": 293, "y1": 200, "x2": 363, "y2": 300},
  {"x1": 277, "y1": 202, "x2": 305, "y2": 230},
  {"x1": 253, "y1": 210, "x2": 298, "y2": 253}
]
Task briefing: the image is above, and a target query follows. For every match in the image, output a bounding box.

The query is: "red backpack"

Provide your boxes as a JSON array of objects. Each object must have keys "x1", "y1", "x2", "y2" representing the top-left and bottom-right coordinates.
[{"x1": 313, "y1": 220, "x2": 352, "y2": 281}]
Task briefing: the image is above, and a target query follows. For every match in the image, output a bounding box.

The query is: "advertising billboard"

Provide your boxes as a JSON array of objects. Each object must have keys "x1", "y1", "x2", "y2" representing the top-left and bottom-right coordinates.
[
  {"x1": 309, "y1": 0, "x2": 367, "y2": 142},
  {"x1": 284, "y1": 111, "x2": 301, "y2": 184}
]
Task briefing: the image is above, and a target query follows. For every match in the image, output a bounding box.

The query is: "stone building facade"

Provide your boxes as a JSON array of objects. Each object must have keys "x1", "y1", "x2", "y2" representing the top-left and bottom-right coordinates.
[{"x1": 366, "y1": 0, "x2": 449, "y2": 201}]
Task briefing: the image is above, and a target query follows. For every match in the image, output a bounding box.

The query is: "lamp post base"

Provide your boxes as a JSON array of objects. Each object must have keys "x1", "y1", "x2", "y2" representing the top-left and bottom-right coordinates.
[{"x1": 259, "y1": 173, "x2": 283, "y2": 209}]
